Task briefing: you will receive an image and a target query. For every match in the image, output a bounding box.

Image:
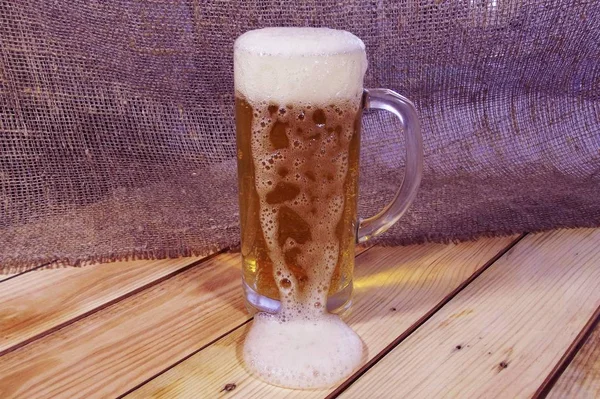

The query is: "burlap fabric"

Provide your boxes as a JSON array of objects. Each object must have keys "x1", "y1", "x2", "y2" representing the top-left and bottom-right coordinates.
[{"x1": 1, "y1": 1, "x2": 599, "y2": 272}]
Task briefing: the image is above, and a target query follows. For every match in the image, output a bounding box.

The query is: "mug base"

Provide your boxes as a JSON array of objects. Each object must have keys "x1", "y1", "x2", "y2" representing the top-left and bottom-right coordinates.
[{"x1": 243, "y1": 279, "x2": 353, "y2": 315}]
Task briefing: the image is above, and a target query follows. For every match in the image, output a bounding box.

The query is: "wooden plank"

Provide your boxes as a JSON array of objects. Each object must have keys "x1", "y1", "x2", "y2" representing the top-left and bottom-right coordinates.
[
  {"x1": 547, "y1": 312, "x2": 600, "y2": 399},
  {"x1": 0, "y1": 246, "x2": 369, "y2": 398},
  {"x1": 0, "y1": 272, "x2": 19, "y2": 283},
  {"x1": 339, "y1": 228, "x2": 600, "y2": 399},
  {"x1": 0, "y1": 252, "x2": 243, "y2": 399},
  {"x1": 0, "y1": 255, "x2": 210, "y2": 355},
  {"x1": 125, "y1": 235, "x2": 519, "y2": 398},
  {"x1": 0, "y1": 262, "x2": 54, "y2": 283}
]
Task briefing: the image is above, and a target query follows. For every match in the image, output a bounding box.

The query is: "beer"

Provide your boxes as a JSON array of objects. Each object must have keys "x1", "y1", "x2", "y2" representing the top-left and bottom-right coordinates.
[
  {"x1": 235, "y1": 28, "x2": 367, "y2": 315},
  {"x1": 236, "y1": 97, "x2": 362, "y2": 309},
  {"x1": 235, "y1": 27, "x2": 367, "y2": 389},
  {"x1": 234, "y1": 26, "x2": 424, "y2": 390}
]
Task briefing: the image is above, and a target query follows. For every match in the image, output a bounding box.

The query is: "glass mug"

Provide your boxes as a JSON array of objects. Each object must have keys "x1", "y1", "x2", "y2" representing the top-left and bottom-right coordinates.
[{"x1": 235, "y1": 27, "x2": 423, "y2": 314}]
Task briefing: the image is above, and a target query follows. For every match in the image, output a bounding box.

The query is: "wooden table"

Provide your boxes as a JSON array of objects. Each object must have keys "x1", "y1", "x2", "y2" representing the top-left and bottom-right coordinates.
[{"x1": 1, "y1": 228, "x2": 599, "y2": 398}]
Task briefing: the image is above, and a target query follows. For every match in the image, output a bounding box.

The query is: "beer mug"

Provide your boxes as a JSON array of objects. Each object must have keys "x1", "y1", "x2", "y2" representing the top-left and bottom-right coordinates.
[{"x1": 235, "y1": 28, "x2": 423, "y2": 314}]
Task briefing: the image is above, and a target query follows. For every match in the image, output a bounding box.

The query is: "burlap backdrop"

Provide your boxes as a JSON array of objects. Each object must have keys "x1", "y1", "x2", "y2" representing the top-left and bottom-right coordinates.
[{"x1": 1, "y1": 0, "x2": 599, "y2": 272}]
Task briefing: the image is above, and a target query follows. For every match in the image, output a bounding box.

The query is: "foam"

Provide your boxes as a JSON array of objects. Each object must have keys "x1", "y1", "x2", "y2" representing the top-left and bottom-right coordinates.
[
  {"x1": 234, "y1": 27, "x2": 367, "y2": 105},
  {"x1": 236, "y1": 27, "x2": 367, "y2": 389},
  {"x1": 242, "y1": 101, "x2": 364, "y2": 388},
  {"x1": 243, "y1": 312, "x2": 364, "y2": 389}
]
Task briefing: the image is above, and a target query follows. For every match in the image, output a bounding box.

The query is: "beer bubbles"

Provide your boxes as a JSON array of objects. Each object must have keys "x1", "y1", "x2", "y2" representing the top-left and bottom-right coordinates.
[{"x1": 235, "y1": 27, "x2": 367, "y2": 389}]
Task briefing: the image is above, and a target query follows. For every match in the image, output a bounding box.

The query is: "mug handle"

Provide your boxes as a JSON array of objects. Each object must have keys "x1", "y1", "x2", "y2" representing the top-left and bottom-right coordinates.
[{"x1": 357, "y1": 88, "x2": 423, "y2": 243}]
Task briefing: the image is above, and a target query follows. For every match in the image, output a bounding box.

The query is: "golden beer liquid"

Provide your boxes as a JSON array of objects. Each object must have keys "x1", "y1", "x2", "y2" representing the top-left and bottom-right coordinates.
[{"x1": 236, "y1": 95, "x2": 362, "y2": 304}]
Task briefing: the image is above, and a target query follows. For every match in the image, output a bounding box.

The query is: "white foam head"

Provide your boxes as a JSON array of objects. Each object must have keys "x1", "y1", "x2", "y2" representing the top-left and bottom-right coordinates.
[{"x1": 234, "y1": 27, "x2": 367, "y2": 105}]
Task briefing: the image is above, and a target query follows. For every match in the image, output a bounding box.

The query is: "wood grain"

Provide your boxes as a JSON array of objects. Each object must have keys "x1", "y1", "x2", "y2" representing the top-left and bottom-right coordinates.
[
  {"x1": 547, "y1": 315, "x2": 600, "y2": 398},
  {"x1": 0, "y1": 262, "x2": 54, "y2": 283},
  {"x1": 340, "y1": 228, "x2": 600, "y2": 399},
  {"x1": 0, "y1": 272, "x2": 19, "y2": 283},
  {"x1": 0, "y1": 255, "x2": 209, "y2": 355},
  {"x1": 0, "y1": 253, "x2": 245, "y2": 399},
  {"x1": 0, "y1": 246, "x2": 369, "y2": 399},
  {"x1": 126, "y1": 236, "x2": 519, "y2": 398}
]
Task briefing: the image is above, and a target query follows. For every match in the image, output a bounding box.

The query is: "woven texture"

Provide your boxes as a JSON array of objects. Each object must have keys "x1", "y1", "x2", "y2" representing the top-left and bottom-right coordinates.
[{"x1": 1, "y1": 0, "x2": 599, "y2": 272}]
